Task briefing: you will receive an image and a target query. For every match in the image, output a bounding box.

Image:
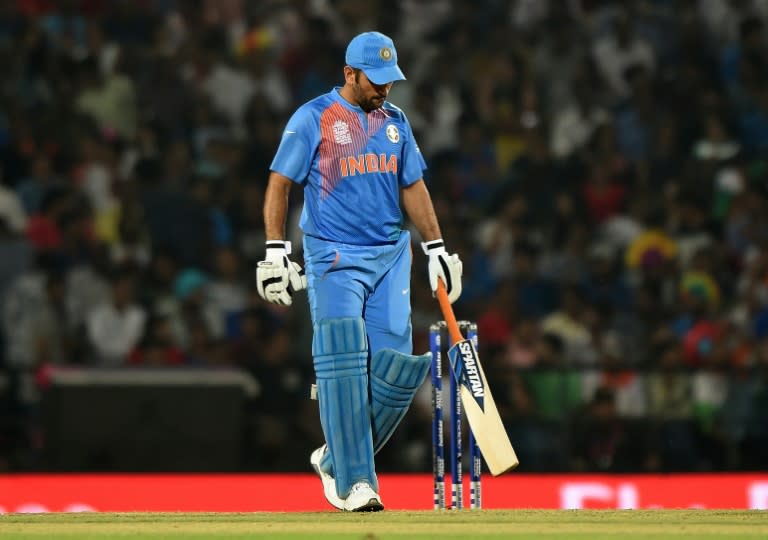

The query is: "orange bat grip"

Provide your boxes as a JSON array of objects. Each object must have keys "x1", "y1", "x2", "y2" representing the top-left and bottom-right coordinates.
[{"x1": 436, "y1": 280, "x2": 464, "y2": 346}]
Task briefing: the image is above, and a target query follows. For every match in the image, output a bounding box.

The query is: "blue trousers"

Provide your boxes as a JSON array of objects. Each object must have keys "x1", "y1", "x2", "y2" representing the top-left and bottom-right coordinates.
[
  {"x1": 304, "y1": 230, "x2": 412, "y2": 354},
  {"x1": 304, "y1": 230, "x2": 414, "y2": 497}
]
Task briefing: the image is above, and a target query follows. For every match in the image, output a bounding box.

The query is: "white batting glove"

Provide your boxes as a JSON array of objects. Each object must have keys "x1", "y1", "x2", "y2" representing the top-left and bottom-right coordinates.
[
  {"x1": 256, "y1": 240, "x2": 307, "y2": 306},
  {"x1": 422, "y1": 239, "x2": 463, "y2": 304}
]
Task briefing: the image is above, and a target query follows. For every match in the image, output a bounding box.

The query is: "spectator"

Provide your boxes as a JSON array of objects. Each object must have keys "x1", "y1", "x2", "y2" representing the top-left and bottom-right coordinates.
[
  {"x1": 541, "y1": 286, "x2": 591, "y2": 364},
  {"x1": 569, "y1": 386, "x2": 650, "y2": 472},
  {"x1": 1, "y1": 0, "x2": 766, "y2": 474},
  {"x1": 474, "y1": 282, "x2": 516, "y2": 353},
  {"x1": 85, "y1": 267, "x2": 146, "y2": 365},
  {"x1": 550, "y1": 81, "x2": 610, "y2": 160},
  {"x1": 128, "y1": 314, "x2": 184, "y2": 366},
  {"x1": 510, "y1": 241, "x2": 560, "y2": 319},
  {"x1": 168, "y1": 267, "x2": 223, "y2": 349},
  {"x1": 207, "y1": 246, "x2": 249, "y2": 338},
  {"x1": 592, "y1": 10, "x2": 656, "y2": 100},
  {"x1": 15, "y1": 152, "x2": 62, "y2": 215},
  {"x1": 25, "y1": 186, "x2": 71, "y2": 253},
  {"x1": 522, "y1": 332, "x2": 583, "y2": 422},
  {"x1": 581, "y1": 160, "x2": 627, "y2": 225},
  {"x1": 0, "y1": 193, "x2": 32, "y2": 304},
  {"x1": 582, "y1": 243, "x2": 633, "y2": 312},
  {"x1": 503, "y1": 318, "x2": 540, "y2": 369},
  {"x1": 2, "y1": 267, "x2": 70, "y2": 370},
  {"x1": 75, "y1": 54, "x2": 137, "y2": 140},
  {"x1": 647, "y1": 344, "x2": 694, "y2": 420},
  {"x1": 692, "y1": 113, "x2": 741, "y2": 163}
]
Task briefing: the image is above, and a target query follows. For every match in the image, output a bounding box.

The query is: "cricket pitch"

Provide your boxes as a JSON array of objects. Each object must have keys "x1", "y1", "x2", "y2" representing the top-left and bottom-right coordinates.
[{"x1": 1, "y1": 509, "x2": 766, "y2": 539}]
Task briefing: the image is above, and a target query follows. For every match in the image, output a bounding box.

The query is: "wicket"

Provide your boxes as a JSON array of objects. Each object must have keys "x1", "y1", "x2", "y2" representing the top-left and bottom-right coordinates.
[{"x1": 430, "y1": 321, "x2": 482, "y2": 510}]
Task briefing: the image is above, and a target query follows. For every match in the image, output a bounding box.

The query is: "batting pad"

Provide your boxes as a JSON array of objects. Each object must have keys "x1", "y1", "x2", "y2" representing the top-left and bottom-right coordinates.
[
  {"x1": 313, "y1": 317, "x2": 377, "y2": 498},
  {"x1": 318, "y1": 348, "x2": 431, "y2": 477},
  {"x1": 369, "y1": 349, "x2": 431, "y2": 453}
]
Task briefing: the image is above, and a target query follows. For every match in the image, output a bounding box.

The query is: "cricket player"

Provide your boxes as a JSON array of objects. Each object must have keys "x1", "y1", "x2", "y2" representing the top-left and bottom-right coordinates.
[{"x1": 256, "y1": 31, "x2": 462, "y2": 511}]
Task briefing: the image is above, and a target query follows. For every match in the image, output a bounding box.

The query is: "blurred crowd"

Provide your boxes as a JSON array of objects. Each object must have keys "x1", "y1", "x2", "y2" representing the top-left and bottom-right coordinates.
[{"x1": 0, "y1": 0, "x2": 767, "y2": 474}]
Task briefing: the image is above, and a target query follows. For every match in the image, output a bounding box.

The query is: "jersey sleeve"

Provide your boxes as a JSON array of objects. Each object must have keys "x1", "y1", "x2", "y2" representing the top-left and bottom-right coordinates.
[
  {"x1": 270, "y1": 106, "x2": 318, "y2": 184},
  {"x1": 398, "y1": 113, "x2": 427, "y2": 187}
]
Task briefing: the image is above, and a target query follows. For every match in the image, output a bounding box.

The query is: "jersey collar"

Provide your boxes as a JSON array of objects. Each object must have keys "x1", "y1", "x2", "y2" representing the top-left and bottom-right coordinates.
[{"x1": 332, "y1": 86, "x2": 366, "y2": 112}]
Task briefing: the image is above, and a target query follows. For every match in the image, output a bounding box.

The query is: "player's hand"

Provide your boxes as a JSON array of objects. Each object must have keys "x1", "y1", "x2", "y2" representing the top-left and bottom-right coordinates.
[
  {"x1": 256, "y1": 241, "x2": 307, "y2": 306},
  {"x1": 422, "y1": 239, "x2": 462, "y2": 304}
]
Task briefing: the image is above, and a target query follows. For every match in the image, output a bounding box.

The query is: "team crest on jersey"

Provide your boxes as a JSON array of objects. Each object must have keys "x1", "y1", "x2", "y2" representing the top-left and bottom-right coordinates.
[
  {"x1": 385, "y1": 124, "x2": 400, "y2": 143},
  {"x1": 333, "y1": 120, "x2": 352, "y2": 145}
]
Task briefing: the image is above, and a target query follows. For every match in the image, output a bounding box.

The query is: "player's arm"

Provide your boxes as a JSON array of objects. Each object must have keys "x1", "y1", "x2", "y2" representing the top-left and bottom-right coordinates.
[
  {"x1": 402, "y1": 179, "x2": 463, "y2": 303},
  {"x1": 401, "y1": 179, "x2": 441, "y2": 242},
  {"x1": 256, "y1": 171, "x2": 306, "y2": 306},
  {"x1": 256, "y1": 104, "x2": 316, "y2": 307},
  {"x1": 264, "y1": 172, "x2": 294, "y2": 241}
]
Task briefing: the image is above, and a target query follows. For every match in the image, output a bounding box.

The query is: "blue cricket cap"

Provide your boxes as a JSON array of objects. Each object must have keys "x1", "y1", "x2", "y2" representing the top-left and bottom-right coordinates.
[{"x1": 345, "y1": 31, "x2": 406, "y2": 85}]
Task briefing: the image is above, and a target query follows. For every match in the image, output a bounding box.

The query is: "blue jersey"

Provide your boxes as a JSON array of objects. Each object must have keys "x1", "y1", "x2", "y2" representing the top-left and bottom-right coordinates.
[{"x1": 270, "y1": 88, "x2": 427, "y2": 245}]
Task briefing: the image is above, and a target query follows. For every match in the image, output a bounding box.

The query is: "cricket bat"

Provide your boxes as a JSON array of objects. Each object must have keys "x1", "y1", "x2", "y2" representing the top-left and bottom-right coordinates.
[{"x1": 436, "y1": 280, "x2": 519, "y2": 475}]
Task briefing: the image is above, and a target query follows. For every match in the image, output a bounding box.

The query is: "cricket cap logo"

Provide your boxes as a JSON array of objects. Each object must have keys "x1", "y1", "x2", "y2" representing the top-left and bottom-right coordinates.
[{"x1": 345, "y1": 31, "x2": 406, "y2": 85}]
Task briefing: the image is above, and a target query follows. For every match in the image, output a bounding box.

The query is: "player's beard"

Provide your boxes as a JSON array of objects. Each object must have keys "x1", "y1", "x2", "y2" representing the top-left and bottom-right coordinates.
[{"x1": 353, "y1": 83, "x2": 384, "y2": 112}]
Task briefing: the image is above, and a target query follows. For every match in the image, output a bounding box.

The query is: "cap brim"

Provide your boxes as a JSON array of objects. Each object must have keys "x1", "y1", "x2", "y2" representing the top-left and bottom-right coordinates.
[{"x1": 363, "y1": 65, "x2": 406, "y2": 85}]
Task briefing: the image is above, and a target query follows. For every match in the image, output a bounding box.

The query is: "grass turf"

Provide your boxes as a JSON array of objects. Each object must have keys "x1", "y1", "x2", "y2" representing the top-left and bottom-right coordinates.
[{"x1": 1, "y1": 510, "x2": 766, "y2": 539}]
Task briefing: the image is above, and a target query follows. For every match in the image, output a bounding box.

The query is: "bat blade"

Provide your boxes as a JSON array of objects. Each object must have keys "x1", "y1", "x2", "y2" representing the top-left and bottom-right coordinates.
[{"x1": 448, "y1": 338, "x2": 519, "y2": 475}]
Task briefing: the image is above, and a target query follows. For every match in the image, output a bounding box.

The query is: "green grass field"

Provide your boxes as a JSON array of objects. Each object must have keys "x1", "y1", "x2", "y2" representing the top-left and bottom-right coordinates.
[{"x1": 1, "y1": 510, "x2": 766, "y2": 539}]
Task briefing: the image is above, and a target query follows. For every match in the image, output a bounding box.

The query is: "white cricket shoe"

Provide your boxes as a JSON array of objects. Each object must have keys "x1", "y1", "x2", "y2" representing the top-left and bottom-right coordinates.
[
  {"x1": 310, "y1": 445, "x2": 344, "y2": 510},
  {"x1": 343, "y1": 481, "x2": 384, "y2": 512}
]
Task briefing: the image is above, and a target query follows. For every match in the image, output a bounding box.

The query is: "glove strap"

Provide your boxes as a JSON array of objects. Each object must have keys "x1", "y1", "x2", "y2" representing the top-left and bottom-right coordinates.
[
  {"x1": 421, "y1": 239, "x2": 445, "y2": 255},
  {"x1": 266, "y1": 240, "x2": 292, "y2": 256}
]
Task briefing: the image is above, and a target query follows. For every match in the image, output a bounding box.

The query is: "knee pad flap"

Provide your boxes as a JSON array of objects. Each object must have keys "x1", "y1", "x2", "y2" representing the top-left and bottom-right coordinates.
[
  {"x1": 369, "y1": 349, "x2": 430, "y2": 454},
  {"x1": 313, "y1": 317, "x2": 368, "y2": 378},
  {"x1": 370, "y1": 349, "x2": 431, "y2": 405},
  {"x1": 371, "y1": 349, "x2": 431, "y2": 388}
]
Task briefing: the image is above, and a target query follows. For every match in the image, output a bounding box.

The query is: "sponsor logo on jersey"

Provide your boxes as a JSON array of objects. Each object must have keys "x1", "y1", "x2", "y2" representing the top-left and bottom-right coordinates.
[
  {"x1": 333, "y1": 120, "x2": 352, "y2": 145},
  {"x1": 339, "y1": 154, "x2": 398, "y2": 177},
  {"x1": 385, "y1": 124, "x2": 400, "y2": 143}
]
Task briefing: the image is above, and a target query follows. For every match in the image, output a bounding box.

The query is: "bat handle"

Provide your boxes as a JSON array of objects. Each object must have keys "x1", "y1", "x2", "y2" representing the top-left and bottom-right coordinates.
[{"x1": 436, "y1": 280, "x2": 464, "y2": 345}]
